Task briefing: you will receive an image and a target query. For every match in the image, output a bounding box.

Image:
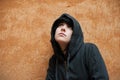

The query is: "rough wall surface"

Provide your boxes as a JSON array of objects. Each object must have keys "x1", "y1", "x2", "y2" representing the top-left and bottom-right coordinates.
[{"x1": 0, "y1": 0, "x2": 120, "y2": 80}]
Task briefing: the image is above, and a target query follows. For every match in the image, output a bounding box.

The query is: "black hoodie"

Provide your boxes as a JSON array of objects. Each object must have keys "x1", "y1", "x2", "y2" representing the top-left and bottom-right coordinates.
[{"x1": 46, "y1": 13, "x2": 109, "y2": 80}]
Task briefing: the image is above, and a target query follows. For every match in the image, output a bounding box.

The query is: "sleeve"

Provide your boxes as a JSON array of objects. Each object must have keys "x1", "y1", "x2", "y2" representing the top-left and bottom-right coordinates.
[
  {"x1": 46, "y1": 55, "x2": 56, "y2": 80},
  {"x1": 85, "y1": 43, "x2": 109, "y2": 80}
]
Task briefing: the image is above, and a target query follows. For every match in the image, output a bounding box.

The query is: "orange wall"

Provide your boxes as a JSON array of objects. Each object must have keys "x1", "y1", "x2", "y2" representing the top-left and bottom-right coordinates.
[{"x1": 0, "y1": 0, "x2": 120, "y2": 80}]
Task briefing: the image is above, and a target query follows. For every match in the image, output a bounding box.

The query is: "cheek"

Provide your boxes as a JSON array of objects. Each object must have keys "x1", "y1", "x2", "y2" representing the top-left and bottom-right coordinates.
[
  {"x1": 68, "y1": 31, "x2": 73, "y2": 38},
  {"x1": 69, "y1": 34, "x2": 72, "y2": 39},
  {"x1": 55, "y1": 28, "x2": 59, "y2": 33},
  {"x1": 55, "y1": 29, "x2": 58, "y2": 34},
  {"x1": 55, "y1": 29, "x2": 59, "y2": 38},
  {"x1": 54, "y1": 32, "x2": 57, "y2": 39}
]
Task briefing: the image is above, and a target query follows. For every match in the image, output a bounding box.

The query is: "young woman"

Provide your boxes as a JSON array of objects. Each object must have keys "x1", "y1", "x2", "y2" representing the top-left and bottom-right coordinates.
[{"x1": 46, "y1": 13, "x2": 109, "y2": 80}]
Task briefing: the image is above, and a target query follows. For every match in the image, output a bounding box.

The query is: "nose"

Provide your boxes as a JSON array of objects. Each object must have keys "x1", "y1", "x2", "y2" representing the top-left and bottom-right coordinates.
[{"x1": 61, "y1": 27, "x2": 66, "y2": 32}]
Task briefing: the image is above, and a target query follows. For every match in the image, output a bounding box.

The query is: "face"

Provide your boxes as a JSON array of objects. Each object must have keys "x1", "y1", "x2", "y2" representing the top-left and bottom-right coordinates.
[{"x1": 55, "y1": 22, "x2": 73, "y2": 45}]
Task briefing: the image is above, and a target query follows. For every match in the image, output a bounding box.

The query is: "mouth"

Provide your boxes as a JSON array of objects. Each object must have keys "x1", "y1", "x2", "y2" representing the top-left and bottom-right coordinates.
[{"x1": 58, "y1": 33, "x2": 66, "y2": 37}]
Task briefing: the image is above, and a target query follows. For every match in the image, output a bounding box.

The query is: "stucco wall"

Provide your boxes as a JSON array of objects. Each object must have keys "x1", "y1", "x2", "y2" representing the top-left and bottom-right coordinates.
[{"x1": 0, "y1": 0, "x2": 120, "y2": 80}]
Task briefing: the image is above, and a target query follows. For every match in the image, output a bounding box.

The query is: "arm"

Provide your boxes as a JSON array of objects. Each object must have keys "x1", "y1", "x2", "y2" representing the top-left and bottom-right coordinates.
[
  {"x1": 85, "y1": 43, "x2": 109, "y2": 80},
  {"x1": 46, "y1": 55, "x2": 56, "y2": 80}
]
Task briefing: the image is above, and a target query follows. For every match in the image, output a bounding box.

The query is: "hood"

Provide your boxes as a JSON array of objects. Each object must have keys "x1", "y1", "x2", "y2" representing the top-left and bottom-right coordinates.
[{"x1": 51, "y1": 13, "x2": 84, "y2": 61}]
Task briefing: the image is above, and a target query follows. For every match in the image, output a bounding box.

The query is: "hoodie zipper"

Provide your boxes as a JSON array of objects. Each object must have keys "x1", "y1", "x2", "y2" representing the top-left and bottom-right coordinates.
[
  {"x1": 64, "y1": 53, "x2": 70, "y2": 80},
  {"x1": 64, "y1": 60, "x2": 68, "y2": 80},
  {"x1": 64, "y1": 61, "x2": 68, "y2": 72}
]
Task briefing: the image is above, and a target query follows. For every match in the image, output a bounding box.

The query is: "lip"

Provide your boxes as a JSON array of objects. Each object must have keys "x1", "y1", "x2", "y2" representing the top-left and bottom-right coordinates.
[{"x1": 58, "y1": 33, "x2": 66, "y2": 37}]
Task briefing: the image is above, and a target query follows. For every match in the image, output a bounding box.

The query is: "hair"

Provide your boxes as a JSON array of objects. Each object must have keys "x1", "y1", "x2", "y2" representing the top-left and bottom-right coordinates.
[{"x1": 55, "y1": 16, "x2": 73, "y2": 29}]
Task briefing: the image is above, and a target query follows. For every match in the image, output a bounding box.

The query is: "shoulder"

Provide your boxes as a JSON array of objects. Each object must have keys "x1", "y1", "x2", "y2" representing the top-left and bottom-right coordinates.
[
  {"x1": 49, "y1": 55, "x2": 56, "y2": 63},
  {"x1": 84, "y1": 43, "x2": 101, "y2": 59},
  {"x1": 84, "y1": 43, "x2": 104, "y2": 65},
  {"x1": 84, "y1": 43, "x2": 99, "y2": 52},
  {"x1": 85, "y1": 43, "x2": 98, "y2": 48}
]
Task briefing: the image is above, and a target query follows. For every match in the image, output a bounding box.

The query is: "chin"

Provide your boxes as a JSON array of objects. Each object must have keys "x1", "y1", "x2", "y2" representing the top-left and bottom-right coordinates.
[{"x1": 56, "y1": 38, "x2": 65, "y2": 42}]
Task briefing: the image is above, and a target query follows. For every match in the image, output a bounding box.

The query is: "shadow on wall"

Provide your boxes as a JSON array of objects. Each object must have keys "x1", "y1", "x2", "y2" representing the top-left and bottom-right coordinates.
[{"x1": 0, "y1": 0, "x2": 120, "y2": 80}]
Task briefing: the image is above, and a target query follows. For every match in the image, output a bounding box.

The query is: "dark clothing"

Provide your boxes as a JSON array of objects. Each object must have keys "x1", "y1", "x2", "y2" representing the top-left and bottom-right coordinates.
[{"x1": 46, "y1": 13, "x2": 109, "y2": 80}]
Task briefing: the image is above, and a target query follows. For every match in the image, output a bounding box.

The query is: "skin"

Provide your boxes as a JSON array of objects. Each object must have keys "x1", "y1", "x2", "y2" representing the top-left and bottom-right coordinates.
[{"x1": 55, "y1": 22, "x2": 73, "y2": 53}]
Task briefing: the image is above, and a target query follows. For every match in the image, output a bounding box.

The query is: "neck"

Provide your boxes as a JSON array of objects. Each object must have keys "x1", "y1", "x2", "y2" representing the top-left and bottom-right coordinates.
[{"x1": 59, "y1": 43, "x2": 67, "y2": 54}]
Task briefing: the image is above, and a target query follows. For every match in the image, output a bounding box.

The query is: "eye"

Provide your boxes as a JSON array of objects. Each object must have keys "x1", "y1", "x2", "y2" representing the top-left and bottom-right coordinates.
[
  {"x1": 67, "y1": 25, "x2": 73, "y2": 30},
  {"x1": 58, "y1": 23, "x2": 64, "y2": 27}
]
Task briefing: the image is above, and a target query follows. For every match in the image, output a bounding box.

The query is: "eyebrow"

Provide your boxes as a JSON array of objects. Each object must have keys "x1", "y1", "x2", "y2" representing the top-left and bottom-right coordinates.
[{"x1": 58, "y1": 22, "x2": 73, "y2": 29}]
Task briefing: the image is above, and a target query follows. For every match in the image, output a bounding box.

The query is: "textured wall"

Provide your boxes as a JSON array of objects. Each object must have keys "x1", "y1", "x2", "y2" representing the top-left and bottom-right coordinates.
[{"x1": 0, "y1": 0, "x2": 120, "y2": 80}]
